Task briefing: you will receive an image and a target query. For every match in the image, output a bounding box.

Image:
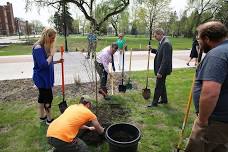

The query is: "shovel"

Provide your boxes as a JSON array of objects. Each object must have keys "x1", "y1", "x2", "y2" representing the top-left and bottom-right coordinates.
[
  {"x1": 142, "y1": 40, "x2": 151, "y2": 100},
  {"x1": 126, "y1": 48, "x2": 133, "y2": 90},
  {"x1": 111, "y1": 68, "x2": 114, "y2": 95},
  {"x1": 58, "y1": 46, "x2": 68, "y2": 113},
  {"x1": 118, "y1": 47, "x2": 126, "y2": 93},
  {"x1": 174, "y1": 76, "x2": 195, "y2": 152}
]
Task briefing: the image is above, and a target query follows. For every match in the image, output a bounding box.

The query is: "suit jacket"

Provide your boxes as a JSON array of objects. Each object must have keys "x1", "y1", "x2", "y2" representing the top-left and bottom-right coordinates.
[{"x1": 151, "y1": 37, "x2": 173, "y2": 76}]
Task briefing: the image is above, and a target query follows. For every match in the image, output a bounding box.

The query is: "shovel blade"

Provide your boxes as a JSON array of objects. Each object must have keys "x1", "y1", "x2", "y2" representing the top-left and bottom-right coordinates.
[
  {"x1": 58, "y1": 101, "x2": 68, "y2": 113},
  {"x1": 126, "y1": 83, "x2": 133, "y2": 90},
  {"x1": 118, "y1": 85, "x2": 127, "y2": 93},
  {"x1": 142, "y1": 88, "x2": 151, "y2": 100}
]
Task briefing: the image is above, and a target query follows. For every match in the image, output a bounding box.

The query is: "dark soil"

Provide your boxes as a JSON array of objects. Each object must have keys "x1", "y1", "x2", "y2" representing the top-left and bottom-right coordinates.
[
  {"x1": 0, "y1": 73, "x2": 137, "y2": 103},
  {"x1": 0, "y1": 73, "x2": 137, "y2": 145},
  {"x1": 110, "y1": 131, "x2": 135, "y2": 142}
]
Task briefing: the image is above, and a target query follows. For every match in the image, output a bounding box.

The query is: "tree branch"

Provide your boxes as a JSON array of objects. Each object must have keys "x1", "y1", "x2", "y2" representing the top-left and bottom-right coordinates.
[{"x1": 98, "y1": 0, "x2": 129, "y2": 29}]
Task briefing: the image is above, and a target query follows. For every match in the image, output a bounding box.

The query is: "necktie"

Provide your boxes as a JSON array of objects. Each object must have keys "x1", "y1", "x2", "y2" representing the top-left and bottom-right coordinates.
[{"x1": 111, "y1": 55, "x2": 115, "y2": 72}]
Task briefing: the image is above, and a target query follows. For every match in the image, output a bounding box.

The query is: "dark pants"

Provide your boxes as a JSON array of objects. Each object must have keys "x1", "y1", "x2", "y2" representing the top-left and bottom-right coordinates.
[
  {"x1": 185, "y1": 119, "x2": 228, "y2": 152},
  {"x1": 152, "y1": 75, "x2": 168, "y2": 105},
  {"x1": 87, "y1": 42, "x2": 96, "y2": 58},
  {"x1": 95, "y1": 61, "x2": 108, "y2": 89},
  {"x1": 47, "y1": 137, "x2": 90, "y2": 152}
]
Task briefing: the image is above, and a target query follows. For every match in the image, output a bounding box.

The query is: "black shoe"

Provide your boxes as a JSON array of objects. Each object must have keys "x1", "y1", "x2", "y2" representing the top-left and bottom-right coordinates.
[
  {"x1": 46, "y1": 118, "x2": 54, "y2": 125},
  {"x1": 40, "y1": 116, "x2": 47, "y2": 123},
  {"x1": 147, "y1": 103, "x2": 158, "y2": 108},
  {"x1": 158, "y1": 101, "x2": 168, "y2": 104}
]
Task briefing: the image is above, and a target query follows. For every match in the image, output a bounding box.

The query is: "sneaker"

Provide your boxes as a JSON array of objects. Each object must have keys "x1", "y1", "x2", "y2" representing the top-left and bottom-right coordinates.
[
  {"x1": 40, "y1": 116, "x2": 47, "y2": 123},
  {"x1": 46, "y1": 118, "x2": 54, "y2": 125}
]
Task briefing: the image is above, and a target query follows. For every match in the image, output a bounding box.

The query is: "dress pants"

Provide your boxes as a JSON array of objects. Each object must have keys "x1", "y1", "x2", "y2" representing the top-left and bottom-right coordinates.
[{"x1": 152, "y1": 75, "x2": 167, "y2": 104}]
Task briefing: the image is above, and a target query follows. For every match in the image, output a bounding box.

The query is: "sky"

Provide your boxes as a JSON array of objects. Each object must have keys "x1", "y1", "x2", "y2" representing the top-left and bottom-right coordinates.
[{"x1": 0, "y1": 0, "x2": 187, "y2": 26}]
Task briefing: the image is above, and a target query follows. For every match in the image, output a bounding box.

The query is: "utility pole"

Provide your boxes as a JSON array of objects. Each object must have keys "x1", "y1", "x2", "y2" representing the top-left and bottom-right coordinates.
[{"x1": 63, "y1": 0, "x2": 68, "y2": 52}]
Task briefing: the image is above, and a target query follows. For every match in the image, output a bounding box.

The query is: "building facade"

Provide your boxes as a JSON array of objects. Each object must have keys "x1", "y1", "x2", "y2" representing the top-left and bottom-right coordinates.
[{"x1": 0, "y1": 2, "x2": 16, "y2": 35}]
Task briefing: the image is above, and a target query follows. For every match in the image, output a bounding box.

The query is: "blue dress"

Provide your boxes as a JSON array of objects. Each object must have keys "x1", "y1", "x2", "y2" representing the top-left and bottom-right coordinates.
[{"x1": 32, "y1": 45, "x2": 54, "y2": 89}]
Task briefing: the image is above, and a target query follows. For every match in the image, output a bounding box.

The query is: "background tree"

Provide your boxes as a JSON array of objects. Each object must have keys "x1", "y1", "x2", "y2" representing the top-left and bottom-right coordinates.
[
  {"x1": 187, "y1": 0, "x2": 223, "y2": 31},
  {"x1": 118, "y1": 10, "x2": 130, "y2": 34},
  {"x1": 79, "y1": 17, "x2": 88, "y2": 36},
  {"x1": 135, "y1": 8, "x2": 147, "y2": 34},
  {"x1": 131, "y1": 20, "x2": 138, "y2": 36},
  {"x1": 138, "y1": 0, "x2": 171, "y2": 38},
  {"x1": 214, "y1": 0, "x2": 228, "y2": 28},
  {"x1": 167, "y1": 11, "x2": 178, "y2": 37},
  {"x1": 72, "y1": 19, "x2": 80, "y2": 34},
  {"x1": 53, "y1": 12, "x2": 62, "y2": 34},
  {"x1": 51, "y1": 3, "x2": 74, "y2": 35},
  {"x1": 25, "y1": 0, "x2": 129, "y2": 34},
  {"x1": 110, "y1": 15, "x2": 119, "y2": 36},
  {"x1": 31, "y1": 20, "x2": 44, "y2": 34}
]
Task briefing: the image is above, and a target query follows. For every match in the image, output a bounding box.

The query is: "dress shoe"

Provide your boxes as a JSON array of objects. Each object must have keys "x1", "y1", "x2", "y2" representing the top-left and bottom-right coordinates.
[{"x1": 147, "y1": 103, "x2": 158, "y2": 108}]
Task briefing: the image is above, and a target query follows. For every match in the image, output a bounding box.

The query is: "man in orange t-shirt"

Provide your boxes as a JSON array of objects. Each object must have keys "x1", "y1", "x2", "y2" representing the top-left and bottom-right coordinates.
[{"x1": 47, "y1": 96, "x2": 104, "y2": 152}]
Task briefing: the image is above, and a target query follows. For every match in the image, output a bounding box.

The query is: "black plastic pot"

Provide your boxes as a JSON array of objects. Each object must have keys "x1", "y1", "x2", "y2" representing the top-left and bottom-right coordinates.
[{"x1": 105, "y1": 123, "x2": 141, "y2": 152}]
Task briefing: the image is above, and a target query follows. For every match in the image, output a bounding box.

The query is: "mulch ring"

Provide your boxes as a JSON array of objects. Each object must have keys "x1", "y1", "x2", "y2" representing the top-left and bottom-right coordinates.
[{"x1": 0, "y1": 72, "x2": 138, "y2": 102}]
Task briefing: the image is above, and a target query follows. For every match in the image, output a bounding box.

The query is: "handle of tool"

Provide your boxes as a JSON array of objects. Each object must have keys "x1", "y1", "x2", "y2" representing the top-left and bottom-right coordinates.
[
  {"x1": 177, "y1": 75, "x2": 195, "y2": 149},
  {"x1": 129, "y1": 48, "x2": 133, "y2": 77},
  {"x1": 60, "y1": 46, "x2": 65, "y2": 100},
  {"x1": 121, "y1": 48, "x2": 125, "y2": 85},
  {"x1": 145, "y1": 41, "x2": 151, "y2": 89},
  {"x1": 111, "y1": 68, "x2": 114, "y2": 95}
]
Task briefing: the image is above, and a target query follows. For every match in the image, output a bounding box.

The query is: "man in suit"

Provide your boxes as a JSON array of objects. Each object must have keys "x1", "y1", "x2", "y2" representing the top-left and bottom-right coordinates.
[{"x1": 147, "y1": 28, "x2": 173, "y2": 108}]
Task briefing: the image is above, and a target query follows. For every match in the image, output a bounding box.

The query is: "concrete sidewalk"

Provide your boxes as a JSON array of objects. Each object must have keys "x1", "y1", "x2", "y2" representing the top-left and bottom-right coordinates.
[{"x1": 0, "y1": 50, "x2": 195, "y2": 85}]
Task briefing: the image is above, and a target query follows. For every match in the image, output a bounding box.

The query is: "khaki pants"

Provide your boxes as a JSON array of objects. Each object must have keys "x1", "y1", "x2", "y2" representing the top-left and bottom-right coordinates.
[{"x1": 185, "y1": 118, "x2": 228, "y2": 152}]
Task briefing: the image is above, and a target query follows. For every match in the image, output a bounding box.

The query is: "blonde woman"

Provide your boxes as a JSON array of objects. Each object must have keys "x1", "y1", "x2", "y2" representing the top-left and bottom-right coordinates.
[{"x1": 32, "y1": 27, "x2": 62, "y2": 125}]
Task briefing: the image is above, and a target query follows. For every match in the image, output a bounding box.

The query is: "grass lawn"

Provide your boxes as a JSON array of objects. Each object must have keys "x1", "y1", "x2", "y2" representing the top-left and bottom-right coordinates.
[
  {"x1": 0, "y1": 68, "x2": 196, "y2": 152},
  {"x1": 0, "y1": 35, "x2": 192, "y2": 56}
]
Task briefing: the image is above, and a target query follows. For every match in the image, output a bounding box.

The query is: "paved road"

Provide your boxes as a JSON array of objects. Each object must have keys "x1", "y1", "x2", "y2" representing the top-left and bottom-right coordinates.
[{"x1": 0, "y1": 50, "x2": 195, "y2": 85}]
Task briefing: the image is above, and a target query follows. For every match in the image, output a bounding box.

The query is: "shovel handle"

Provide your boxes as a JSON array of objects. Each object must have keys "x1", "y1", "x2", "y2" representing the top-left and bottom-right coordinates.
[
  {"x1": 177, "y1": 75, "x2": 195, "y2": 149},
  {"x1": 145, "y1": 41, "x2": 151, "y2": 88},
  {"x1": 61, "y1": 46, "x2": 64, "y2": 59},
  {"x1": 129, "y1": 48, "x2": 132, "y2": 74},
  {"x1": 111, "y1": 68, "x2": 114, "y2": 95},
  {"x1": 121, "y1": 48, "x2": 125, "y2": 85},
  {"x1": 60, "y1": 46, "x2": 65, "y2": 99}
]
